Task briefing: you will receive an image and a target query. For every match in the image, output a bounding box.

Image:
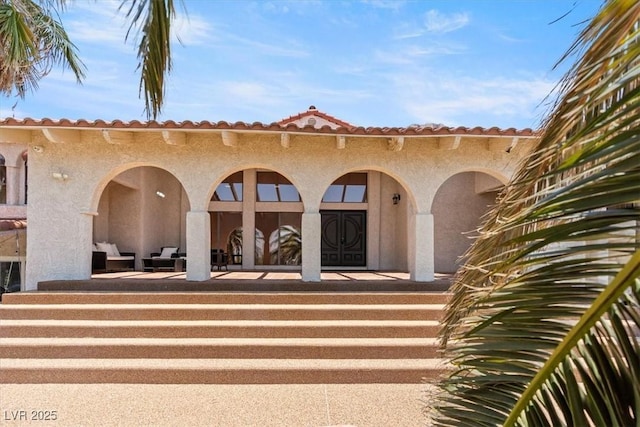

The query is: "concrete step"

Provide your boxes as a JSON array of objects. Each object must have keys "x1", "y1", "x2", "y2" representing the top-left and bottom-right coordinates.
[
  {"x1": 0, "y1": 358, "x2": 449, "y2": 384},
  {"x1": 0, "y1": 337, "x2": 440, "y2": 359},
  {"x1": 0, "y1": 303, "x2": 444, "y2": 321},
  {"x1": 0, "y1": 290, "x2": 448, "y2": 384},
  {"x1": 0, "y1": 319, "x2": 441, "y2": 338},
  {"x1": 1, "y1": 291, "x2": 450, "y2": 305}
]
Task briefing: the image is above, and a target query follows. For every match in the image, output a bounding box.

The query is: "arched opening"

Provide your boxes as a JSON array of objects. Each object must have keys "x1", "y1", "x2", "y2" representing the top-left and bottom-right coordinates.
[
  {"x1": 432, "y1": 171, "x2": 504, "y2": 273},
  {"x1": 93, "y1": 166, "x2": 190, "y2": 272},
  {"x1": 210, "y1": 169, "x2": 303, "y2": 268},
  {"x1": 320, "y1": 170, "x2": 409, "y2": 271}
]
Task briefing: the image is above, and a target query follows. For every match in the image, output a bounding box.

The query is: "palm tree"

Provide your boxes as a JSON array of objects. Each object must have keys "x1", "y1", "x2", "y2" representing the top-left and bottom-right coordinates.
[
  {"x1": 429, "y1": 1, "x2": 640, "y2": 426},
  {"x1": 0, "y1": 0, "x2": 178, "y2": 119}
]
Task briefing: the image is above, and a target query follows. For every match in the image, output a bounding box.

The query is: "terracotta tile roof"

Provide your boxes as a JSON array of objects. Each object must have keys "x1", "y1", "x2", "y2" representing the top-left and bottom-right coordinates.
[
  {"x1": 278, "y1": 105, "x2": 354, "y2": 128},
  {"x1": 0, "y1": 116, "x2": 538, "y2": 137}
]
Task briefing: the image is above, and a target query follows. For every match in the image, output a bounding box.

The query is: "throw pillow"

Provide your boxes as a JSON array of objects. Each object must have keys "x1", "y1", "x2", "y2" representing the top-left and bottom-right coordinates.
[{"x1": 159, "y1": 247, "x2": 178, "y2": 258}]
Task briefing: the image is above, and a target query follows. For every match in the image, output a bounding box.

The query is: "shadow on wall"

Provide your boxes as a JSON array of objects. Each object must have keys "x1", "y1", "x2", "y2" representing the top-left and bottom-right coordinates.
[{"x1": 433, "y1": 172, "x2": 502, "y2": 273}]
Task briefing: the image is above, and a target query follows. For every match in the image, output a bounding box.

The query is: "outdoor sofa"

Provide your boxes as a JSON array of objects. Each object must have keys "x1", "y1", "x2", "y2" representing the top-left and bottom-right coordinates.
[{"x1": 92, "y1": 242, "x2": 136, "y2": 273}]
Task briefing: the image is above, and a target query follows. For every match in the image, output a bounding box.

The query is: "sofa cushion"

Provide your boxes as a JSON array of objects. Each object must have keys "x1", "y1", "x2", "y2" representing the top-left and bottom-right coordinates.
[
  {"x1": 96, "y1": 242, "x2": 123, "y2": 257},
  {"x1": 110, "y1": 243, "x2": 121, "y2": 257},
  {"x1": 96, "y1": 242, "x2": 112, "y2": 255},
  {"x1": 160, "y1": 247, "x2": 178, "y2": 258}
]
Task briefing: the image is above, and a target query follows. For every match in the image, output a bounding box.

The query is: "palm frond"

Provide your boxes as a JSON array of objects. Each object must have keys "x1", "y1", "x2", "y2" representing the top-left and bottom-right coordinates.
[
  {"x1": 122, "y1": 0, "x2": 178, "y2": 120},
  {"x1": 430, "y1": 1, "x2": 640, "y2": 426},
  {"x1": 0, "y1": 0, "x2": 84, "y2": 98}
]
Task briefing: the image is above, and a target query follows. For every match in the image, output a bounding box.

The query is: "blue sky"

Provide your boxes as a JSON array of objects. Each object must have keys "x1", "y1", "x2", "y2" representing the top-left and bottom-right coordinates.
[{"x1": 0, "y1": 0, "x2": 602, "y2": 129}]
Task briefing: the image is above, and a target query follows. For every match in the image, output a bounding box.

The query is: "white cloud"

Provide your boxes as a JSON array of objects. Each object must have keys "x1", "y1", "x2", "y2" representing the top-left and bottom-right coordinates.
[
  {"x1": 261, "y1": 1, "x2": 324, "y2": 15},
  {"x1": 225, "y1": 34, "x2": 310, "y2": 58},
  {"x1": 373, "y1": 43, "x2": 464, "y2": 65},
  {"x1": 424, "y1": 10, "x2": 470, "y2": 34},
  {"x1": 361, "y1": 0, "x2": 406, "y2": 10},
  {"x1": 219, "y1": 81, "x2": 282, "y2": 106},
  {"x1": 67, "y1": 22, "x2": 125, "y2": 46},
  {"x1": 388, "y1": 71, "x2": 554, "y2": 128},
  {"x1": 173, "y1": 14, "x2": 215, "y2": 46}
]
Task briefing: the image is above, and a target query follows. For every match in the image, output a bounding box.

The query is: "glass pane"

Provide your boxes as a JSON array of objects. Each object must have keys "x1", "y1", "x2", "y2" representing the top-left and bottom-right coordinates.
[
  {"x1": 232, "y1": 183, "x2": 242, "y2": 201},
  {"x1": 322, "y1": 185, "x2": 344, "y2": 202},
  {"x1": 257, "y1": 183, "x2": 278, "y2": 202},
  {"x1": 276, "y1": 212, "x2": 302, "y2": 265},
  {"x1": 256, "y1": 212, "x2": 302, "y2": 265},
  {"x1": 278, "y1": 184, "x2": 300, "y2": 202},
  {"x1": 257, "y1": 171, "x2": 300, "y2": 202},
  {"x1": 214, "y1": 183, "x2": 235, "y2": 201},
  {"x1": 213, "y1": 172, "x2": 243, "y2": 201},
  {"x1": 322, "y1": 173, "x2": 368, "y2": 203},
  {"x1": 344, "y1": 185, "x2": 366, "y2": 203},
  {"x1": 211, "y1": 212, "x2": 242, "y2": 263}
]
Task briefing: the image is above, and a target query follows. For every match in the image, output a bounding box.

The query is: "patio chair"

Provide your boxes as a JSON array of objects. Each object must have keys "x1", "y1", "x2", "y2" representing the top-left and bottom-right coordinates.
[
  {"x1": 143, "y1": 246, "x2": 180, "y2": 272},
  {"x1": 211, "y1": 249, "x2": 228, "y2": 271}
]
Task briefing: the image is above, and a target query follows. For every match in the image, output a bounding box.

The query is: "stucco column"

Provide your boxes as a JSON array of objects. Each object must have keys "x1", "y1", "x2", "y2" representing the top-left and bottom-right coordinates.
[
  {"x1": 26, "y1": 211, "x2": 94, "y2": 290},
  {"x1": 186, "y1": 210, "x2": 211, "y2": 281},
  {"x1": 301, "y1": 212, "x2": 321, "y2": 282},
  {"x1": 410, "y1": 212, "x2": 435, "y2": 282},
  {"x1": 367, "y1": 171, "x2": 381, "y2": 270},
  {"x1": 242, "y1": 169, "x2": 256, "y2": 269}
]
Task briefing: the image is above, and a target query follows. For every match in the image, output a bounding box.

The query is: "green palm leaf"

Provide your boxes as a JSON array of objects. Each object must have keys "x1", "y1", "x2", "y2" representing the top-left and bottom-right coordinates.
[
  {"x1": 0, "y1": 0, "x2": 85, "y2": 97},
  {"x1": 121, "y1": 0, "x2": 178, "y2": 119},
  {"x1": 1, "y1": 0, "x2": 181, "y2": 119},
  {"x1": 430, "y1": 1, "x2": 640, "y2": 426}
]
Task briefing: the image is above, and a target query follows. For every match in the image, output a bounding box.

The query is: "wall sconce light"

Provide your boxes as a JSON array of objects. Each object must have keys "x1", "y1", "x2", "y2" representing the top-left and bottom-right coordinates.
[
  {"x1": 52, "y1": 172, "x2": 68, "y2": 181},
  {"x1": 392, "y1": 193, "x2": 401, "y2": 205},
  {"x1": 155, "y1": 190, "x2": 166, "y2": 198},
  {"x1": 32, "y1": 145, "x2": 44, "y2": 153}
]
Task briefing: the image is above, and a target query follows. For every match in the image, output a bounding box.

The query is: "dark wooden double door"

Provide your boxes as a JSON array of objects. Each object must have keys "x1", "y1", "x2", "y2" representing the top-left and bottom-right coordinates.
[{"x1": 321, "y1": 210, "x2": 366, "y2": 266}]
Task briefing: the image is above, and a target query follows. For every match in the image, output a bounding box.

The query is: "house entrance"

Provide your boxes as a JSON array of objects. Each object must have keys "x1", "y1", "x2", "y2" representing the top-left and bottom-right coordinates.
[{"x1": 321, "y1": 210, "x2": 366, "y2": 266}]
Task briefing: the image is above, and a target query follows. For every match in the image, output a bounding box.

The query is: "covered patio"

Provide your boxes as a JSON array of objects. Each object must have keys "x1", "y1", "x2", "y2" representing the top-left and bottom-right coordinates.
[{"x1": 37, "y1": 270, "x2": 453, "y2": 292}]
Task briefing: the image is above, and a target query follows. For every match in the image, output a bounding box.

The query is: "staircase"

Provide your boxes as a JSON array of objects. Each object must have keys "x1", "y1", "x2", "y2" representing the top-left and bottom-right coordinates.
[{"x1": 0, "y1": 291, "x2": 449, "y2": 384}]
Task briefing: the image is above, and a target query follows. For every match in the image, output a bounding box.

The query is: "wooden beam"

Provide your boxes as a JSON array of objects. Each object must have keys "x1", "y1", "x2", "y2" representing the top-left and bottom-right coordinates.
[
  {"x1": 388, "y1": 136, "x2": 404, "y2": 151},
  {"x1": 161, "y1": 130, "x2": 186, "y2": 146},
  {"x1": 101, "y1": 129, "x2": 133, "y2": 145},
  {"x1": 41, "y1": 128, "x2": 80, "y2": 144},
  {"x1": 0, "y1": 129, "x2": 32, "y2": 144},
  {"x1": 336, "y1": 135, "x2": 346, "y2": 149},
  {"x1": 221, "y1": 131, "x2": 237, "y2": 147},
  {"x1": 280, "y1": 133, "x2": 290, "y2": 148}
]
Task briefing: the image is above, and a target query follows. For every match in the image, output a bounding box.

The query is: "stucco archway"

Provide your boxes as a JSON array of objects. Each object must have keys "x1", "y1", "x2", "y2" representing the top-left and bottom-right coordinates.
[
  {"x1": 319, "y1": 169, "x2": 415, "y2": 272},
  {"x1": 93, "y1": 165, "x2": 190, "y2": 271},
  {"x1": 209, "y1": 168, "x2": 304, "y2": 270},
  {"x1": 432, "y1": 170, "x2": 506, "y2": 273}
]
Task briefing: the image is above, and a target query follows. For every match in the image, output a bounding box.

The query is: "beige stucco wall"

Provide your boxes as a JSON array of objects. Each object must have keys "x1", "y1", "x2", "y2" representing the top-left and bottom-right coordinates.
[
  {"x1": 0, "y1": 128, "x2": 533, "y2": 289},
  {"x1": 433, "y1": 172, "x2": 502, "y2": 273}
]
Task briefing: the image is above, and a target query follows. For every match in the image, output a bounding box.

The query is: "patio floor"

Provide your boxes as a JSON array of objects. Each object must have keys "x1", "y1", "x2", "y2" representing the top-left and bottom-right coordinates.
[{"x1": 36, "y1": 271, "x2": 454, "y2": 292}]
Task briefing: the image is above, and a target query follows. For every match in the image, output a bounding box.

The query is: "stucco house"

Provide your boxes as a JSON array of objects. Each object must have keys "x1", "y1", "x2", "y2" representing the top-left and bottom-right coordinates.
[{"x1": 0, "y1": 106, "x2": 537, "y2": 291}]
